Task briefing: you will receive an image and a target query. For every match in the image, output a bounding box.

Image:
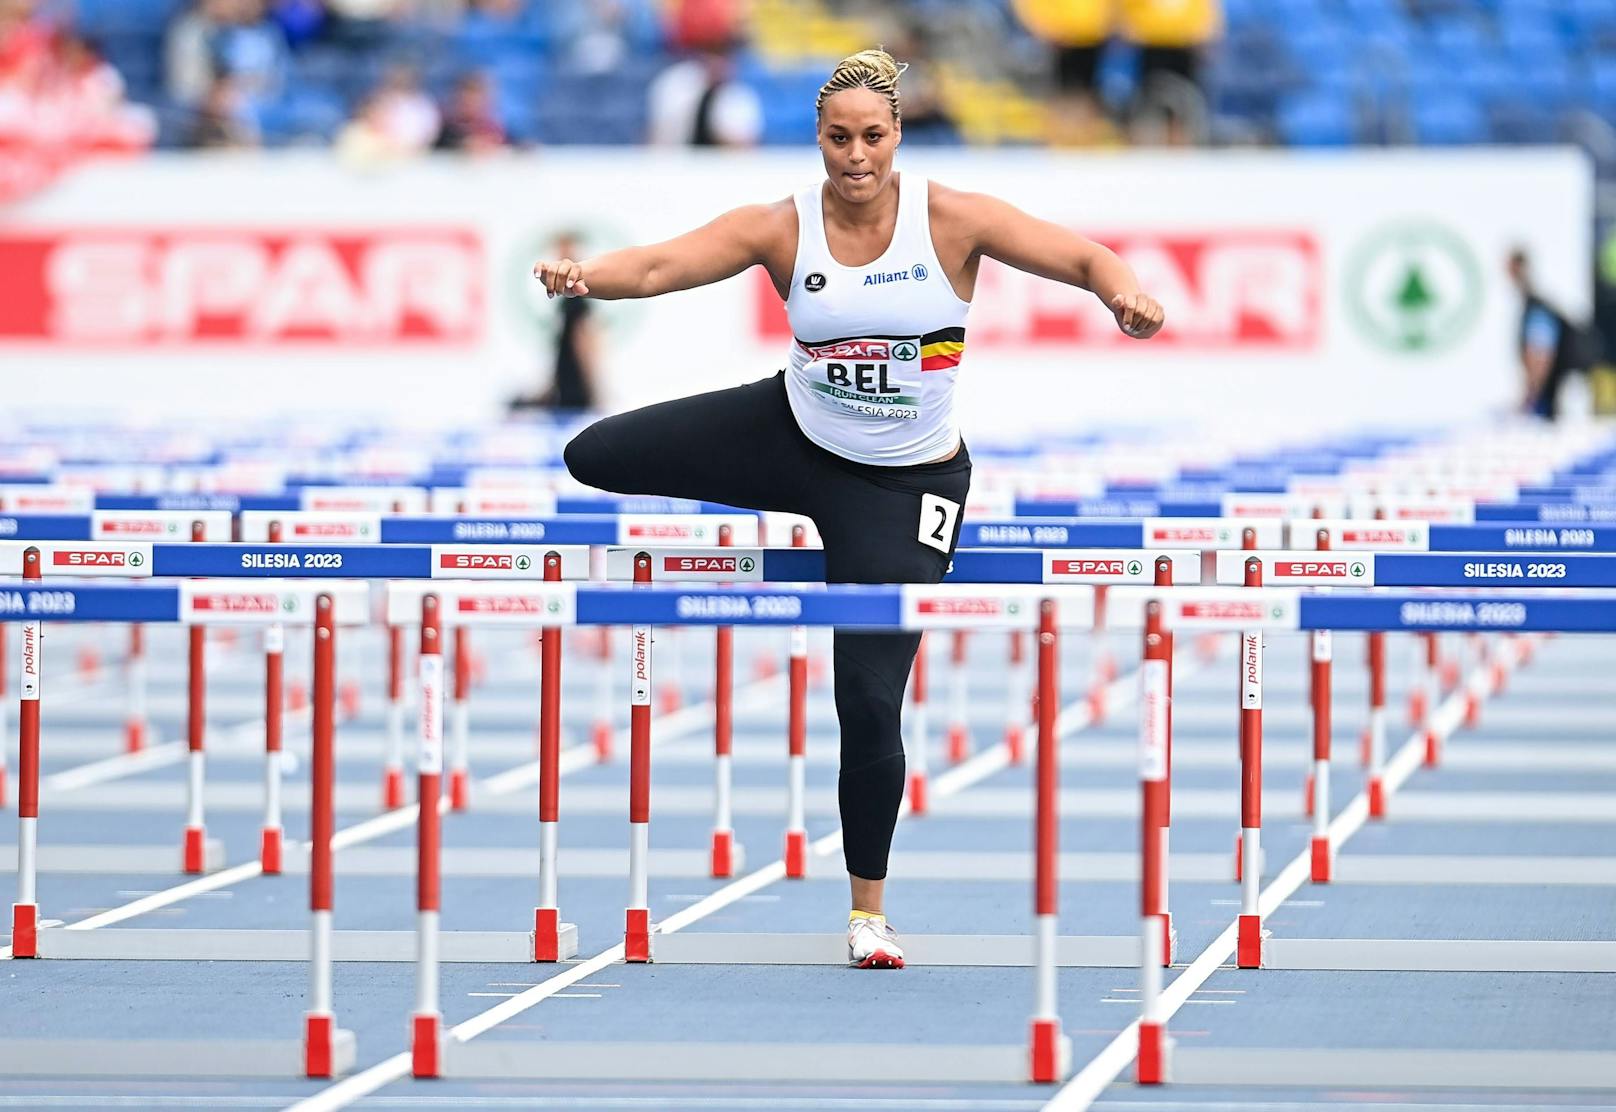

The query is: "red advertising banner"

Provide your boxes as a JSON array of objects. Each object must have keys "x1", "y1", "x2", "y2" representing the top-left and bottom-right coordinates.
[
  {"x1": 0, "y1": 228, "x2": 484, "y2": 344},
  {"x1": 755, "y1": 231, "x2": 1322, "y2": 349}
]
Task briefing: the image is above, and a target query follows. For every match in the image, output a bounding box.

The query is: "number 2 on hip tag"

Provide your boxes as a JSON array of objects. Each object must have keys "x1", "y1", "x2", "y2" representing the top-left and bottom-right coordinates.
[{"x1": 918, "y1": 493, "x2": 961, "y2": 555}]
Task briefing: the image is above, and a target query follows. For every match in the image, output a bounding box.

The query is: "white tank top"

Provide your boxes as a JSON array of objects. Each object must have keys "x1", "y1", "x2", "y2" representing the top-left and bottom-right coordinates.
[{"x1": 783, "y1": 174, "x2": 970, "y2": 467}]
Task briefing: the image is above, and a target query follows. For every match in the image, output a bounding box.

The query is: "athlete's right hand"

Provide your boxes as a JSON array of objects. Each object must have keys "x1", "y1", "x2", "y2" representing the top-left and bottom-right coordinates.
[{"x1": 533, "y1": 258, "x2": 590, "y2": 299}]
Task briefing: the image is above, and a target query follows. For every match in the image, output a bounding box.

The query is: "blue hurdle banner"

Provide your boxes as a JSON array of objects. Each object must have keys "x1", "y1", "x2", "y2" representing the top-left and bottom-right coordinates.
[
  {"x1": 1218, "y1": 550, "x2": 1616, "y2": 588},
  {"x1": 95, "y1": 494, "x2": 302, "y2": 513},
  {"x1": 1474, "y1": 502, "x2": 1616, "y2": 523},
  {"x1": 0, "y1": 542, "x2": 587, "y2": 580},
  {"x1": 1297, "y1": 593, "x2": 1616, "y2": 632},
  {"x1": 1297, "y1": 520, "x2": 1616, "y2": 553},
  {"x1": 0, "y1": 583, "x2": 179, "y2": 623},
  {"x1": 602, "y1": 547, "x2": 1202, "y2": 586},
  {"x1": 378, "y1": 514, "x2": 759, "y2": 546},
  {"x1": 0, "y1": 511, "x2": 233, "y2": 542}
]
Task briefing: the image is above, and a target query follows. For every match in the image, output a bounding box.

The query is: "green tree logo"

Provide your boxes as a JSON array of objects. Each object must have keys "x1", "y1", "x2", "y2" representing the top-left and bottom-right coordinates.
[{"x1": 1346, "y1": 221, "x2": 1482, "y2": 354}]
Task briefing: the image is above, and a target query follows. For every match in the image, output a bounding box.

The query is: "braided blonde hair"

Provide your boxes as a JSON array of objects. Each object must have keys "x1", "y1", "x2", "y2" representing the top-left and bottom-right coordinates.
[{"x1": 815, "y1": 48, "x2": 906, "y2": 121}]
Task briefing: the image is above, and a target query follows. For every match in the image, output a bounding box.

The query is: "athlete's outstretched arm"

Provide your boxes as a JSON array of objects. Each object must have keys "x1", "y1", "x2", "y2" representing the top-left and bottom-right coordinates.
[
  {"x1": 533, "y1": 203, "x2": 784, "y2": 301},
  {"x1": 953, "y1": 191, "x2": 1165, "y2": 339}
]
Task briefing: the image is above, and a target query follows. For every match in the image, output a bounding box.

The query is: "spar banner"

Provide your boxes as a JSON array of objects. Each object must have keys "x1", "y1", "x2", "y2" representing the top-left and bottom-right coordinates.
[{"x1": 0, "y1": 149, "x2": 1591, "y2": 432}]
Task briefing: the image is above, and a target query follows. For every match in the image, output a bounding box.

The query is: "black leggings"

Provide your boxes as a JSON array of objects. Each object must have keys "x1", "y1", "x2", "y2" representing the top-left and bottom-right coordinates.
[{"x1": 564, "y1": 372, "x2": 972, "y2": 880}]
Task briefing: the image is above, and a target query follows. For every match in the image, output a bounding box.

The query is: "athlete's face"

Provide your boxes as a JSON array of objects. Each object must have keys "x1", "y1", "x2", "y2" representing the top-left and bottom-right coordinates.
[{"x1": 818, "y1": 88, "x2": 900, "y2": 204}]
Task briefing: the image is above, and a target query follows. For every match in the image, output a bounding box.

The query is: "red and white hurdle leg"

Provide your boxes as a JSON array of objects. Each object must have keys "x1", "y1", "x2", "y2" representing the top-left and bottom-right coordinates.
[
  {"x1": 449, "y1": 627, "x2": 471, "y2": 811},
  {"x1": 304, "y1": 594, "x2": 348, "y2": 1078},
  {"x1": 593, "y1": 626, "x2": 614, "y2": 762},
  {"x1": 1367, "y1": 631, "x2": 1388, "y2": 818},
  {"x1": 1309, "y1": 625, "x2": 1333, "y2": 882},
  {"x1": 785, "y1": 623, "x2": 808, "y2": 877},
  {"x1": 10, "y1": 548, "x2": 42, "y2": 955},
  {"x1": 906, "y1": 634, "x2": 930, "y2": 815},
  {"x1": 625, "y1": 554, "x2": 653, "y2": 962},
  {"x1": 1087, "y1": 586, "x2": 1111, "y2": 721},
  {"x1": 1138, "y1": 600, "x2": 1172, "y2": 1081},
  {"x1": 262, "y1": 623, "x2": 285, "y2": 874},
  {"x1": 411, "y1": 594, "x2": 445, "y2": 1077},
  {"x1": 1462, "y1": 633, "x2": 1486, "y2": 728},
  {"x1": 1236, "y1": 556, "x2": 1265, "y2": 969},
  {"x1": 125, "y1": 624, "x2": 147, "y2": 753},
  {"x1": 183, "y1": 620, "x2": 209, "y2": 874},
  {"x1": 711, "y1": 621, "x2": 738, "y2": 877},
  {"x1": 535, "y1": 552, "x2": 571, "y2": 960},
  {"x1": 1420, "y1": 632, "x2": 1442, "y2": 766},
  {"x1": 946, "y1": 631, "x2": 970, "y2": 764},
  {"x1": 1004, "y1": 631, "x2": 1027, "y2": 765},
  {"x1": 658, "y1": 626, "x2": 683, "y2": 716},
  {"x1": 382, "y1": 625, "x2": 406, "y2": 810},
  {"x1": 1029, "y1": 599, "x2": 1067, "y2": 1083},
  {"x1": 0, "y1": 624, "x2": 8, "y2": 809}
]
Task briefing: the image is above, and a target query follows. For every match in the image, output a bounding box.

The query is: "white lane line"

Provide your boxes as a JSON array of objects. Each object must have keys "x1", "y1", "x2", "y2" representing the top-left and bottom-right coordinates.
[
  {"x1": 1099, "y1": 999, "x2": 1236, "y2": 1006},
  {"x1": 289, "y1": 657, "x2": 1205, "y2": 1112},
  {"x1": 0, "y1": 674, "x2": 783, "y2": 957},
  {"x1": 1043, "y1": 642, "x2": 1522, "y2": 1112}
]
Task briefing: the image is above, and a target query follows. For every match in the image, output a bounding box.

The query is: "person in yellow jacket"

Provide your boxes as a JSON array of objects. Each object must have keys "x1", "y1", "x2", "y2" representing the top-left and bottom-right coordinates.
[
  {"x1": 1118, "y1": 0, "x2": 1222, "y2": 142},
  {"x1": 1012, "y1": 0, "x2": 1120, "y2": 146}
]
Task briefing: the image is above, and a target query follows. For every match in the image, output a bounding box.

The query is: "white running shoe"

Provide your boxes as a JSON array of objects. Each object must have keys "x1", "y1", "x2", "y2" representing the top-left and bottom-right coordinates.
[{"x1": 847, "y1": 915, "x2": 905, "y2": 969}]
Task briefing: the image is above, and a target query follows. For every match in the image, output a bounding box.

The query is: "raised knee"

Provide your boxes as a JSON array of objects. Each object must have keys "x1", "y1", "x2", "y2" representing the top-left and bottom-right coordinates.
[{"x1": 563, "y1": 426, "x2": 621, "y2": 491}]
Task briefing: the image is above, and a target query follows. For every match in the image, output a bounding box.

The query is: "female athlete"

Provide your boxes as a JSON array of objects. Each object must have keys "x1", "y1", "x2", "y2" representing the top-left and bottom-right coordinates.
[{"x1": 537, "y1": 48, "x2": 1165, "y2": 969}]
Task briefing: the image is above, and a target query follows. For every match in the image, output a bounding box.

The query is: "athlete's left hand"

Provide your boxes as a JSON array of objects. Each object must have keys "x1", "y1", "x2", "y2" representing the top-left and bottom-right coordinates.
[{"x1": 1111, "y1": 293, "x2": 1165, "y2": 339}]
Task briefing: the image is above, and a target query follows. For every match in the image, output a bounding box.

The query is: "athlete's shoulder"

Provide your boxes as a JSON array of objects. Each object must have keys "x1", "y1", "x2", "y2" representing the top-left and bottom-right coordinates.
[{"x1": 924, "y1": 180, "x2": 1005, "y2": 249}]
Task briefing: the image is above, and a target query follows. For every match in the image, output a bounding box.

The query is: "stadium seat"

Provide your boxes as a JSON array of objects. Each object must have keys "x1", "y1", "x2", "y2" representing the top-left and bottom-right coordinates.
[
  {"x1": 1276, "y1": 89, "x2": 1358, "y2": 146},
  {"x1": 1409, "y1": 92, "x2": 1489, "y2": 144}
]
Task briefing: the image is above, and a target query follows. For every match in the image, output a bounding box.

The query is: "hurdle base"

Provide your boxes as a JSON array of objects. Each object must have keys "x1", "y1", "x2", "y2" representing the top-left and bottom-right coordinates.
[
  {"x1": 1136, "y1": 1021, "x2": 1173, "y2": 1084},
  {"x1": 1, "y1": 843, "x2": 225, "y2": 875},
  {"x1": 1310, "y1": 836, "x2": 1333, "y2": 883},
  {"x1": 650, "y1": 931, "x2": 1140, "y2": 967},
  {"x1": 709, "y1": 831, "x2": 746, "y2": 878},
  {"x1": 1169, "y1": 1048, "x2": 1616, "y2": 1090},
  {"x1": 1263, "y1": 937, "x2": 1616, "y2": 973},
  {"x1": 182, "y1": 832, "x2": 225, "y2": 875},
  {"x1": 441, "y1": 1039, "x2": 1049, "y2": 1083},
  {"x1": 32, "y1": 927, "x2": 542, "y2": 962},
  {"x1": 530, "y1": 911, "x2": 580, "y2": 962},
  {"x1": 0, "y1": 1035, "x2": 354, "y2": 1079}
]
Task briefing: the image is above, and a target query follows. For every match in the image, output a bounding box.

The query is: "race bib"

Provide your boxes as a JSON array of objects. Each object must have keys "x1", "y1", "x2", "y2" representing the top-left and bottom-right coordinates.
[
  {"x1": 919, "y1": 493, "x2": 961, "y2": 554},
  {"x1": 801, "y1": 337, "x2": 923, "y2": 421}
]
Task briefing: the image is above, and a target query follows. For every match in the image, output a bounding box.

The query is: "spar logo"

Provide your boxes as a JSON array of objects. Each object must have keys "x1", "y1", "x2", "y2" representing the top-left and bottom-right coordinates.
[
  {"x1": 626, "y1": 524, "x2": 701, "y2": 539},
  {"x1": 99, "y1": 520, "x2": 176, "y2": 536},
  {"x1": 294, "y1": 522, "x2": 369, "y2": 538},
  {"x1": 664, "y1": 555, "x2": 751, "y2": 574},
  {"x1": 1272, "y1": 560, "x2": 1363, "y2": 579},
  {"x1": 53, "y1": 549, "x2": 139, "y2": 568},
  {"x1": 1049, "y1": 558, "x2": 1140, "y2": 577},
  {"x1": 192, "y1": 595, "x2": 285, "y2": 613},
  {"x1": 457, "y1": 595, "x2": 553, "y2": 614},
  {"x1": 1151, "y1": 527, "x2": 1220, "y2": 544},
  {"x1": 916, "y1": 597, "x2": 1022, "y2": 617},
  {"x1": 805, "y1": 340, "x2": 891, "y2": 361},
  {"x1": 439, "y1": 552, "x2": 531, "y2": 571},
  {"x1": 1179, "y1": 601, "x2": 1281, "y2": 622},
  {"x1": 0, "y1": 228, "x2": 485, "y2": 344},
  {"x1": 1342, "y1": 529, "x2": 1409, "y2": 545}
]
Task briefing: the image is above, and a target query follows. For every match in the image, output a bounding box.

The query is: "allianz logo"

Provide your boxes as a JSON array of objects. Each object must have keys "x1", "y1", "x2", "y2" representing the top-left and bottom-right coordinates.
[{"x1": 863, "y1": 263, "x2": 929, "y2": 287}]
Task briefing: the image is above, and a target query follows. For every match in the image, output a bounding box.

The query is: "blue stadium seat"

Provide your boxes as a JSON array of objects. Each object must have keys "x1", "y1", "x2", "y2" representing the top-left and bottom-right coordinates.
[
  {"x1": 1276, "y1": 89, "x2": 1358, "y2": 146},
  {"x1": 1409, "y1": 92, "x2": 1488, "y2": 144}
]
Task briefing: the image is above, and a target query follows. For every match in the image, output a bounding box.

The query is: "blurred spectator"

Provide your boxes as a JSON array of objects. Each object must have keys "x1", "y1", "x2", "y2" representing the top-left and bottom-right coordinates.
[
  {"x1": 435, "y1": 70, "x2": 504, "y2": 152},
  {"x1": 0, "y1": 0, "x2": 52, "y2": 88},
  {"x1": 0, "y1": 21, "x2": 155, "y2": 153},
  {"x1": 1013, "y1": 0, "x2": 1120, "y2": 147},
  {"x1": 336, "y1": 65, "x2": 438, "y2": 162},
  {"x1": 186, "y1": 72, "x2": 259, "y2": 146},
  {"x1": 167, "y1": 0, "x2": 287, "y2": 112},
  {"x1": 880, "y1": 28, "x2": 957, "y2": 146},
  {"x1": 554, "y1": 0, "x2": 637, "y2": 76},
  {"x1": 512, "y1": 232, "x2": 604, "y2": 412},
  {"x1": 666, "y1": 0, "x2": 738, "y2": 53},
  {"x1": 1118, "y1": 0, "x2": 1221, "y2": 144},
  {"x1": 647, "y1": 44, "x2": 761, "y2": 147},
  {"x1": 1509, "y1": 248, "x2": 1591, "y2": 421}
]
